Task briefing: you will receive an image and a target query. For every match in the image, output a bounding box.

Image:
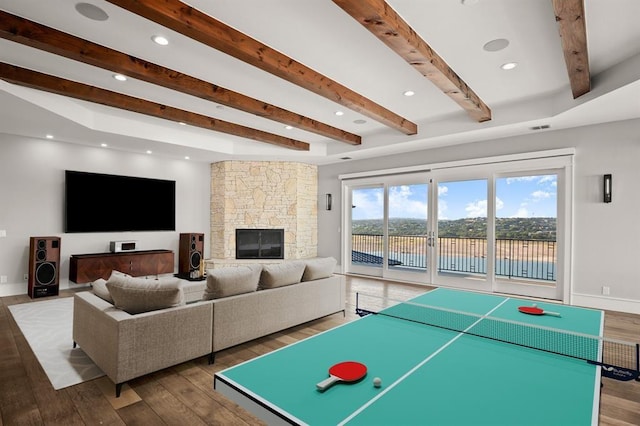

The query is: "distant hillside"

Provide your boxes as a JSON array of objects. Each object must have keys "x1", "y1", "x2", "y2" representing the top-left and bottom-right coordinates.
[{"x1": 352, "y1": 217, "x2": 556, "y2": 240}]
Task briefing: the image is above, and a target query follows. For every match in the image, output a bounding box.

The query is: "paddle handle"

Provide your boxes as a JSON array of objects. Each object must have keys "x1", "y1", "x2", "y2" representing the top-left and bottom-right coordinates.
[
  {"x1": 316, "y1": 375, "x2": 339, "y2": 391},
  {"x1": 544, "y1": 310, "x2": 561, "y2": 317}
]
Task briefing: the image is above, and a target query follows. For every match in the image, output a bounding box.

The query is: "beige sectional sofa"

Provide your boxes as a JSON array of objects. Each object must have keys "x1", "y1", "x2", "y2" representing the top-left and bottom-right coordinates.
[{"x1": 72, "y1": 258, "x2": 345, "y2": 397}]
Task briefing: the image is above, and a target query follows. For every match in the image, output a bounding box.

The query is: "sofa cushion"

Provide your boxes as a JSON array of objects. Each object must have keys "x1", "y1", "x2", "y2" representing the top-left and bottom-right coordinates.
[
  {"x1": 91, "y1": 278, "x2": 113, "y2": 303},
  {"x1": 105, "y1": 273, "x2": 183, "y2": 314},
  {"x1": 203, "y1": 264, "x2": 262, "y2": 300},
  {"x1": 259, "y1": 261, "x2": 306, "y2": 289},
  {"x1": 180, "y1": 280, "x2": 207, "y2": 304},
  {"x1": 92, "y1": 270, "x2": 131, "y2": 303},
  {"x1": 302, "y1": 257, "x2": 337, "y2": 281}
]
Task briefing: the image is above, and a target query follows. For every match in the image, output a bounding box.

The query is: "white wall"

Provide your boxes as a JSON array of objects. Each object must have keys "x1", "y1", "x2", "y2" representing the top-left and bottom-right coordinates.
[
  {"x1": 0, "y1": 134, "x2": 211, "y2": 296},
  {"x1": 318, "y1": 118, "x2": 640, "y2": 314}
]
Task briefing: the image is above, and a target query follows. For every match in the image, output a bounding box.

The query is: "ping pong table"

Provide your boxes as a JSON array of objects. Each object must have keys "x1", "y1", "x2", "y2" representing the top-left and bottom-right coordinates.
[{"x1": 214, "y1": 288, "x2": 607, "y2": 425}]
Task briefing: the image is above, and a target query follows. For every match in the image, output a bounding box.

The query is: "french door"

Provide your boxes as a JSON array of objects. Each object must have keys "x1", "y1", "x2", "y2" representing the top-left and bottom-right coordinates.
[
  {"x1": 342, "y1": 156, "x2": 571, "y2": 301},
  {"x1": 432, "y1": 176, "x2": 491, "y2": 291},
  {"x1": 347, "y1": 174, "x2": 431, "y2": 282},
  {"x1": 348, "y1": 184, "x2": 384, "y2": 277}
]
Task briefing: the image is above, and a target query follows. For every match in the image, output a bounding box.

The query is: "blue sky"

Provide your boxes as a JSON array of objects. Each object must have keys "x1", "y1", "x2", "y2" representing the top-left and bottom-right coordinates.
[{"x1": 352, "y1": 175, "x2": 557, "y2": 220}]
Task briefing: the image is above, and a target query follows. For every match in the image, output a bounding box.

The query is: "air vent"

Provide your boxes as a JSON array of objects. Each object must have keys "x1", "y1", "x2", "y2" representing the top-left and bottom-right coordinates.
[{"x1": 530, "y1": 125, "x2": 551, "y2": 131}]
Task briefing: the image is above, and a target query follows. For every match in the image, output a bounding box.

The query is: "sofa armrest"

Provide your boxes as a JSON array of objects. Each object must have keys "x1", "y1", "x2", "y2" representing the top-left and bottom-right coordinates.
[
  {"x1": 73, "y1": 292, "x2": 213, "y2": 385},
  {"x1": 73, "y1": 292, "x2": 123, "y2": 381}
]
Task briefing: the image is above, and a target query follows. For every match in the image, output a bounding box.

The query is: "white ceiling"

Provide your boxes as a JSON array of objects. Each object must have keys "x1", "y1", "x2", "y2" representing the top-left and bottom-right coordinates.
[{"x1": 0, "y1": 0, "x2": 639, "y2": 164}]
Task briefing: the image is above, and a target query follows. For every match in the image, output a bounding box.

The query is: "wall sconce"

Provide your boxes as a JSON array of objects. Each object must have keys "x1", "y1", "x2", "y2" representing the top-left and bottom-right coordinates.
[
  {"x1": 603, "y1": 174, "x2": 612, "y2": 203},
  {"x1": 325, "y1": 194, "x2": 332, "y2": 211}
]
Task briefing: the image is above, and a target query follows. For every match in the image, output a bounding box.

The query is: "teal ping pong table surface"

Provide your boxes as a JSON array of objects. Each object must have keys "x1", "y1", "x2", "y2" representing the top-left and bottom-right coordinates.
[{"x1": 214, "y1": 288, "x2": 603, "y2": 425}]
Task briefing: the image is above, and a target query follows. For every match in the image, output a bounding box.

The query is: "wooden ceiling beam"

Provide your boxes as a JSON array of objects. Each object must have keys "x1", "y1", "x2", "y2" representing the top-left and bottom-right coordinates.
[
  {"x1": 0, "y1": 11, "x2": 356, "y2": 145},
  {"x1": 105, "y1": 0, "x2": 417, "y2": 135},
  {"x1": 333, "y1": 0, "x2": 491, "y2": 123},
  {"x1": 0, "y1": 63, "x2": 309, "y2": 151},
  {"x1": 551, "y1": 0, "x2": 591, "y2": 98}
]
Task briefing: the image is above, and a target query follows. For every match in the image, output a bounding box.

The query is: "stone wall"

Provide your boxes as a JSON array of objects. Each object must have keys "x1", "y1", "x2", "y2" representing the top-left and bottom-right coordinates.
[{"x1": 210, "y1": 161, "x2": 318, "y2": 262}]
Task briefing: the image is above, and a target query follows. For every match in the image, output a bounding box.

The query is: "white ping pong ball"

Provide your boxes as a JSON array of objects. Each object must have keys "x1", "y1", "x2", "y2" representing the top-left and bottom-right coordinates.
[
  {"x1": 532, "y1": 303, "x2": 537, "y2": 307},
  {"x1": 373, "y1": 377, "x2": 382, "y2": 388}
]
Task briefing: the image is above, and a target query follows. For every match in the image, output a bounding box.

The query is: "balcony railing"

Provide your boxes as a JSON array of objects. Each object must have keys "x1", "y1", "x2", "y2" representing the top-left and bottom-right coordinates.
[{"x1": 352, "y1": 234, "x2": 556, "y2": 282}]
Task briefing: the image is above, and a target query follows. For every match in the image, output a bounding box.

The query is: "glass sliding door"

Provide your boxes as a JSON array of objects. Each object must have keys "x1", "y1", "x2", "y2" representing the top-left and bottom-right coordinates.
[
  {"x1": 434, "y1": 178, "x2": 490, "y2": 291},
  {"x1": 341, "y1": 153, "x2": 572, "y2": 301},
  {"x1": 493, "y1": 172, "x2": 560, "y2": 299},
  {"x1": 345, "y1": 175, "x2": 431, "y2": 283},
  {"x1": 384, "y1": 179, "x2": 430, "y2": 282},
  {"x1": 349, "y1": 185, "x2": 384, "y2": 277}
]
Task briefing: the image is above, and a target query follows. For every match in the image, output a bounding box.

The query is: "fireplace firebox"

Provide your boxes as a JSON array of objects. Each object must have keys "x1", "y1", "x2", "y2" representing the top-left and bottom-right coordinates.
[{"x1": 236, "y1": 229, "x2": 284, "y2": 259}]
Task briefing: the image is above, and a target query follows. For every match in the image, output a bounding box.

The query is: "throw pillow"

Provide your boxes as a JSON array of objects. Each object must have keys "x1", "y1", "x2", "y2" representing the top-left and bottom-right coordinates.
[
  {"x1": 110, "y1": 270, "x2": 131, "y2": 278},
  {"x1": 259, "y1": 261, "x2": 306, "y2": 289},
  {"x1": 203, "y1": 264, "x2": 262, "y2": 300},
  {"x1": 91, "y1": 278, "x2": 113, "y2": 303},
  {"x1": 302, "y1": 257, "x2": 337, "y2": 281},
  {"x1": 106, "y1": 274, "x2": 183, "y2": 314}
]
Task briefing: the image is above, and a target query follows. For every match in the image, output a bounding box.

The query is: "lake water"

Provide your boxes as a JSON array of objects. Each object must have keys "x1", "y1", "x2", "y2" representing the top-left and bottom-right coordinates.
[{"x1": 353, "y1": 251, "x2": 556, "y2": 281}]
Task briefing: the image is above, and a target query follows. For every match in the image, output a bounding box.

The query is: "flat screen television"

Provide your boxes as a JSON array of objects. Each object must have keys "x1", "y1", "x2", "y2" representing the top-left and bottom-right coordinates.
[{"x1": 65, "y1": 170, "x2": 176, "y2": 233}]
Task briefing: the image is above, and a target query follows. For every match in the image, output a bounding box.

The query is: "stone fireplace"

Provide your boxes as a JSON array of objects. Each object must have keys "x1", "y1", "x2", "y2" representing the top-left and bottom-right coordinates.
[{"x1": 207, "y1": 161, "x2": 317, "y2": 268}]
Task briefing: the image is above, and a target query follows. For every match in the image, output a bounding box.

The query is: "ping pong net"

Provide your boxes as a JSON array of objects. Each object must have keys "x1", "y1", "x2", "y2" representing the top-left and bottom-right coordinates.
[{"x1": 356, "y1": 292, "x2": 640, "y2": 382}]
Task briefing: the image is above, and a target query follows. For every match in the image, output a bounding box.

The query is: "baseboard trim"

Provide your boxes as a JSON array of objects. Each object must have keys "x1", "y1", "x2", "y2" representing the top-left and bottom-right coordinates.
[{"x1": 571, "y1": 292, "x2": 640, "y2": 314}]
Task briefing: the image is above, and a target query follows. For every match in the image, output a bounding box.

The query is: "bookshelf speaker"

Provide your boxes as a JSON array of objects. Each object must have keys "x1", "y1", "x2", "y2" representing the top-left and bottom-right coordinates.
[
  {"x1": 28, "y1": 236, "x2": 61, "y2": 298},
  {"x1": 179, "y1": 233, "x2": 204, "y2": 278}
]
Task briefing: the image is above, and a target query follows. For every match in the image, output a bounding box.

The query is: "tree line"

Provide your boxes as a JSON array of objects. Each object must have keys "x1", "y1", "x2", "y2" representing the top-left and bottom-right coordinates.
[{"x1": 352, "y1": 217, "x2": 556, "y2": 241}]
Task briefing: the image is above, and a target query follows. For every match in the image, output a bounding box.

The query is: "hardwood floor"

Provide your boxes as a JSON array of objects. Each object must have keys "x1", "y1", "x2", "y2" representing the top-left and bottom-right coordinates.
[{"x1": 1, "y1": 276, "x2": 639, "y2": 425}]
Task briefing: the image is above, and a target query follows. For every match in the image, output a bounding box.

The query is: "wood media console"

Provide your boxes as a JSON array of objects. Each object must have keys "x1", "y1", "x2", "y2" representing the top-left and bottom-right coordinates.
[{"x1": 69, "y1": 249, "x2": 174, "y2": 284}]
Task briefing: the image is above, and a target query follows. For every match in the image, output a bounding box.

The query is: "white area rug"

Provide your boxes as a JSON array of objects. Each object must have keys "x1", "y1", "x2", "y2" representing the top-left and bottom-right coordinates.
[{"x1": 9, "y1": 297, "x2": 105, "y2": 390}]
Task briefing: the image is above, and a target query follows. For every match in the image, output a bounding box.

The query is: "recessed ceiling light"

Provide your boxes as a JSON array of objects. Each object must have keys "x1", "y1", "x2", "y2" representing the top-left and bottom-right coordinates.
[
  {"x1": 101, "y1": 143, "x2": 108, "y2": 147},
  {"x1": 113, "y1": 74, "x2": 127, "y2": 81},
  {"x1": 335, "y1": 111, "x2": 344, "y2": 116},
  {"x1": 75, "y1": 3, "x2": 109, "y2": 21},
  {"x1": 184, "y1": 156, "x2": 190, "y2": 160},
  {"x1": 178, "y1": 122, "x2": 186, "y2": 126},
  {"x1": 500, "y1": 62, "x2": 518, "y2": 70},
  {"x1": 284, "y1": 125, "x2": 293, "y2": 130},
  {"x1": 353, "y1": 119, "x2": 367, "y2": 124},
  {"x1": 483, "y1": 38, "x2": 510, "y2": 52},
  {"x1": 146, "y1": 150, "x2": 152, "y2": 154},
  {"x1": 403, "y1": 90, "x2": 415, "y2": 97},
  {"x1": 151, "y1": 35, "x2": 169, "y2": 46},
  {"x1": 45, "y1": 134, "x2": 54, "y2": 139}
]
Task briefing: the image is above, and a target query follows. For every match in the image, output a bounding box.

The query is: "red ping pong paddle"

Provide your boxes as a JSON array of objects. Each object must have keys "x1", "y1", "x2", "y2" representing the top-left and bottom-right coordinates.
[
  {"x1": 518, "y1": 306, "x2": 561, "y2": 317},
  {"x1": 316, "y1": 361, "x2": 367, "y2": 392}
]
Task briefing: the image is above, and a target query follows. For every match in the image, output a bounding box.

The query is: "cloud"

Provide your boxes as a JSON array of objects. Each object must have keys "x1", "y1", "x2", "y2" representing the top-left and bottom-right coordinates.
[
  {"x1": 438, "y1": 199, "x2": 448, "y2": 220},
  {"x1": 511, "y1": 207, "x2": 530, "y2": 218},
  {"x1": 531, "y1": 190, "x2": 552, "y2": 201},
  {"x1": 352, "y1": 189, "x2": 383, "y2": 219},
  {"x1": 463, "y1": 197, "x2": 503, "y2": 218},
  {"x1": 388, "y1": 185, "x2": 428, "y2": 218},
  {"x1": 506, "y1": 175, "x2": 558, "y2": 187},
  {"x1": 437, "y1": 185, "x2": 450, "y2": 218},
  {"x1": 538, "y1": 175, "x2": 557, "y2": 185},
  {"x1": 506, "y1": 176, "x2": 538, "y2": 184},
  {"x1": 466, "y1": 199, "x2": 488, "y2": 217}
]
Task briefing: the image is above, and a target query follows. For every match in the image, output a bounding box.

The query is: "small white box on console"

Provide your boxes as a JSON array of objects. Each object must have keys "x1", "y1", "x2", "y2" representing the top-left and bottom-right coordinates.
[{"x1": 110, "y1": 240, "x2": 138, "y2": 253}]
